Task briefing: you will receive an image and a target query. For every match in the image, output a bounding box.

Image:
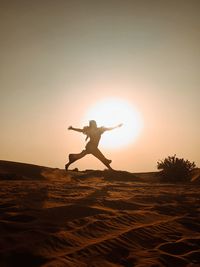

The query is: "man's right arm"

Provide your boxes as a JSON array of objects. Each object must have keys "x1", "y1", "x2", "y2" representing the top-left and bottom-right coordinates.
[{"x1": 68, "y1": 126, "x2": 83, "y2": 133}]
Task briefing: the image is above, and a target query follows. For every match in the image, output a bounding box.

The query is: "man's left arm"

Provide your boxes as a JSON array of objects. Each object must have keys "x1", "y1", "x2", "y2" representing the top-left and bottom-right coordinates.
[{"x1": 104, "y1": 123, "x2": 123, "y2": 131}]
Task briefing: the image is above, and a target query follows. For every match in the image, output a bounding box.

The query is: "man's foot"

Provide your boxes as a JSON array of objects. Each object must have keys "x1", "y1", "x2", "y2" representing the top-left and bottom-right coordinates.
[
  {"x1": 65, "y1": 163, "x2": 70, "y2": 171},
  {"x1": 105, "y1": 159, "x2": 113, "y2": 170},
  {"x1": 108, "y1": 166, "x2": 114, "y2": 170}
]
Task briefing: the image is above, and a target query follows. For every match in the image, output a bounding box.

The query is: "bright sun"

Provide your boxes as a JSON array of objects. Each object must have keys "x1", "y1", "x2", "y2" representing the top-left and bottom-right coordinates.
[{"x1": 83, "y1": 98, "x2": 143, "y2": 149}]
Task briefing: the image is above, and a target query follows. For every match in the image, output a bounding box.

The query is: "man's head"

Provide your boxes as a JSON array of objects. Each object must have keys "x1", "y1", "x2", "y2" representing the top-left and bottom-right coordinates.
[{"x1": 89, "y1": 120, "x2": 97, "y2": 128}]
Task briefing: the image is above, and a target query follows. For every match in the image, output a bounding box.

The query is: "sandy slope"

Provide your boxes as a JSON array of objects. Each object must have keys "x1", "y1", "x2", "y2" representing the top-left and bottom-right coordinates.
[{"x1": 0, "y1": 161, "x2": 200, "y2": 267}]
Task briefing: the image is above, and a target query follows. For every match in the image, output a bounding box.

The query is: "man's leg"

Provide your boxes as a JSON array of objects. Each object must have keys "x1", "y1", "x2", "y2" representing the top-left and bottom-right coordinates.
[
  {"x1": 92, "y1": 148, "x2": 113, "y2": 170},
  {"x1": 65, "y1": 150, "x2": 87, "y2": 170}
]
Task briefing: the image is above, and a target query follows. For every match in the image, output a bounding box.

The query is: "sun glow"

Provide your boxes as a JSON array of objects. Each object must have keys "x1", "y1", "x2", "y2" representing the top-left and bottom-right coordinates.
[{"x1": 83, "y1": 98, "x2": 143, "y2": 149}]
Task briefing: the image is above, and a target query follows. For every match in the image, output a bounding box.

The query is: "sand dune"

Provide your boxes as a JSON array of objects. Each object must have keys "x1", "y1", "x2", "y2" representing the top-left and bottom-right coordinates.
[{"x1": 0, "y1": 161, "x2": 200, "y2": 267}]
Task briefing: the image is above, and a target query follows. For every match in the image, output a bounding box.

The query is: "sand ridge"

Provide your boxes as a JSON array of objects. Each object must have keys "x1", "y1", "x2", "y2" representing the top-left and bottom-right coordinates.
[{"x1": 0, "y1": 161, "x2": 200, "y2": 267}]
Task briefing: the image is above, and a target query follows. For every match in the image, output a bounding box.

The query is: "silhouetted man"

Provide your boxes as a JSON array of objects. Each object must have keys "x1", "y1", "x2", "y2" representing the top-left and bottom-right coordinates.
[{"x1": 65, "y1": 120, "x2": 122, "y2": 170}]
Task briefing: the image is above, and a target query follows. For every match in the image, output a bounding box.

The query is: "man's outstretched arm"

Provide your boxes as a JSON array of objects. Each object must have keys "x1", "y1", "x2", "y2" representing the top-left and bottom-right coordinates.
[
  {"x1": 104, "y1": 123, "x2": 123, "y2": 131},
  {"x1": 68, "y1": 126, "x2": 83, "y2": 133}
]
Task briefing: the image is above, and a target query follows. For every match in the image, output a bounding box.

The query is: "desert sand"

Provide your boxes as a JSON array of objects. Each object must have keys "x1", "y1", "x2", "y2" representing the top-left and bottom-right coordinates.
[{"x1": 0, "y1": 160, "x2": 200, "y2": 267}]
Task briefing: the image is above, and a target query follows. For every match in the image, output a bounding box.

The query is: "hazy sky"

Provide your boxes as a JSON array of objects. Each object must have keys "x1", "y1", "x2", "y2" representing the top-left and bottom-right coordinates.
[{"x1": 0, "y1": 0, "x2": 199, "y2": 172}]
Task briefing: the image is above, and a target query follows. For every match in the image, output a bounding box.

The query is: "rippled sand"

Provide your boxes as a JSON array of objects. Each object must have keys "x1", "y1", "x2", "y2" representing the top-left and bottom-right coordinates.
[{"x1": 0, "y1": 161, "x2": 200, "y2": 267}]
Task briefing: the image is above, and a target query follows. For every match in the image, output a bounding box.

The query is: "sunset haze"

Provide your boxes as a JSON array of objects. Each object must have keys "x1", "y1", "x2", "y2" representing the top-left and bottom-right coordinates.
[{"x1": 0, "y1": 0, "x2": 199, "y2": 171}]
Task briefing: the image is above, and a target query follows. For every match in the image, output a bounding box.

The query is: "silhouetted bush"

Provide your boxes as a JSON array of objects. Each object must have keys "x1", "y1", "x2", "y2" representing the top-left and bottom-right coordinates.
[{"x1": 157, "y1": 155, "x2": 196, "y2": 182}]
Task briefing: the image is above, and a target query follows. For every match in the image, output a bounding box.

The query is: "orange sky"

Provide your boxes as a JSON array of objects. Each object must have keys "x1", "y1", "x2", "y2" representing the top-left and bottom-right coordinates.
[{"x1": 0, "y1": 1, "x2": 199, "y2": 172}]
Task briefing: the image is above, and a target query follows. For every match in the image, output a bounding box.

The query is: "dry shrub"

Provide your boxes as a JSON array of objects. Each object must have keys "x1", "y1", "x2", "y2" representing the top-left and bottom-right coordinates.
[{"x1": 157, "y1": 155, "x2": 196, "y2": 182}]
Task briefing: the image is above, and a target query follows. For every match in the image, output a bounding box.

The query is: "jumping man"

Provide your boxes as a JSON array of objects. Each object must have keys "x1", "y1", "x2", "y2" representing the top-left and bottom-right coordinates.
[{"x1": 65, "y1": 120, "x2": 123, "y2": 170}]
